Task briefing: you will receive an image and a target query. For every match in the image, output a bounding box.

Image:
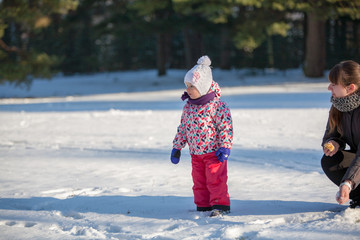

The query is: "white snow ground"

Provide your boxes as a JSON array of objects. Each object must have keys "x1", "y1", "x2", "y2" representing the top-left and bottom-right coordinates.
[{"x1": 1, "y1": 68, "x2": 360, "y2": 240}]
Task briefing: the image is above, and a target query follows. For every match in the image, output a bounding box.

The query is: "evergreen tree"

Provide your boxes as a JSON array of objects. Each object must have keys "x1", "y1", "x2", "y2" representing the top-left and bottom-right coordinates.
[
  {"x1": 293, "y1": 0, "x2": 360, "y2": 77},
  {"x1": 129, "y1": 0, "x2": 179, "y2": 76},
  {"x1": 56, "y1": 0, "x2": 98, "y2": 74},
  {"x1": 0, "y1": 0, "x2": 78, "y2": 85},
  {"x1": 174, "y1": 0, "x2": 292, "y2": 69},
  {"x1": 173, "y1": 0, "x2": 233, "y2": 68},
  {"x1": 91, "y1": 0, "x2": 159, "y2": 71}
]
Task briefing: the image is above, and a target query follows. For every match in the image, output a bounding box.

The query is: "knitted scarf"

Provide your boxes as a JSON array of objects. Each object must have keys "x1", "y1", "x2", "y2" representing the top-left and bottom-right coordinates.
[
  {"x1": 331, "y1": 90, "x2": 360, "y2": 112},
  {"x1": 181, "y1": 91, "x2": 216, "y2": 105}
]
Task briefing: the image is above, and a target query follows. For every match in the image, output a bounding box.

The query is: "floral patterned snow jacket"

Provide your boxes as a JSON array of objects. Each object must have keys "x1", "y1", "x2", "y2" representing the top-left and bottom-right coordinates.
[{"x1": 173, "y1": 81, "x2": 233, "y2": 155}]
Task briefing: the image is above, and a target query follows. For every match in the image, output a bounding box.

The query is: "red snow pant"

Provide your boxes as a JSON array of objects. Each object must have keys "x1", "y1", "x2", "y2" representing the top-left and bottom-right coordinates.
[{"x1": 191, "y1": 152, "x2": 230, "y2": 211}]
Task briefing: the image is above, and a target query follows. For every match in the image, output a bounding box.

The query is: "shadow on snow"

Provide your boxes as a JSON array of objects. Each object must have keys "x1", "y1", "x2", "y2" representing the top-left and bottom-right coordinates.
[
  {"x1": 0, "y1": 92, "x2": 330, "y2": 112},
  {"x1": 0, "y1": 195, "x2": 343, "y2": 220}
]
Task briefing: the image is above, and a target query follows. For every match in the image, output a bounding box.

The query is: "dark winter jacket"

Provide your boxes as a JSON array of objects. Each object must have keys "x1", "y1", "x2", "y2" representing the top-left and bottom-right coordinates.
[{"x1": 323, "y1": 106, "x2": 360, "y2": 188}]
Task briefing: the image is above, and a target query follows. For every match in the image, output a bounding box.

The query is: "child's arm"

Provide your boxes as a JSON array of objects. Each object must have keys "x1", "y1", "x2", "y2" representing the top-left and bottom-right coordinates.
[
  {"x1": 172, "y1": 108, "x2": 188, "y2": 150},
  {"x1": 214, "y1": 101, "x2": 233, "y2": 149}
]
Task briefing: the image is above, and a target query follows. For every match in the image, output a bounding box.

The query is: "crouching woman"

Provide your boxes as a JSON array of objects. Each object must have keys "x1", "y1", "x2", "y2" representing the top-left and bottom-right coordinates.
[{"x1": 321, "y1": 60, "x2": 360, "y2": 208}]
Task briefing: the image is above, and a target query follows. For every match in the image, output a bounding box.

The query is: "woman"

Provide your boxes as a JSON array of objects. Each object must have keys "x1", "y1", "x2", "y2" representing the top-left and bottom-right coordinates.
[{"x1": 321, "y1": 60, "x2": 360, "y2": 208}]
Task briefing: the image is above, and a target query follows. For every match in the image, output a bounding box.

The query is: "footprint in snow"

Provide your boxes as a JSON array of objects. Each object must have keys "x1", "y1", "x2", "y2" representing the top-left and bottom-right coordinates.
[{"x1": 3, "y1": 221, "x2": 37, "y2": 228}]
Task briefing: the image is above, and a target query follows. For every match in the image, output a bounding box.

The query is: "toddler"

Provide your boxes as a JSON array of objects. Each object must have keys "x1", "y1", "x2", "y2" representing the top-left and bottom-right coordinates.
[{"x1": 171, "y1": 55, "x2": 233, "y2": 217}]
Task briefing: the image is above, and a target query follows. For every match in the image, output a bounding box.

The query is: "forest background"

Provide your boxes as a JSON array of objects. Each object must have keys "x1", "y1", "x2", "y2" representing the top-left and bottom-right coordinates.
[{"x1": 0, "y1": 0, "x2": 360, "y2": 87}]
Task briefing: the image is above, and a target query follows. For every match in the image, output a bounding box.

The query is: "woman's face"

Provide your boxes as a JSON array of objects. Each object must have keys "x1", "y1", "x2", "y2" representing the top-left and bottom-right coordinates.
[
  {"x1": 186, "y1": 83, "x2": 201, "y2": 99},
  {"x1": 328, "y1": 82, "x2": 348, "y2": 98}
]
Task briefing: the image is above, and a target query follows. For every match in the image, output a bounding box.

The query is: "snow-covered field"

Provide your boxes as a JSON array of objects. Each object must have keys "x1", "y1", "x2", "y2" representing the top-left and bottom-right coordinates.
[{"x1": 1, "y1": 68, "x2": 360, "y2": 240}]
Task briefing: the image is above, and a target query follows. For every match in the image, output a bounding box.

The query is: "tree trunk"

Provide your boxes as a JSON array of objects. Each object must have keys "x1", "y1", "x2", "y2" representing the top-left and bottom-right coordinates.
[
  {"x1": 220, "y1": 26, "x2": 231, "y2": 70},
  {"x1": 183, "y1": 28, "x2": 192, "y2": 68},
  {"x1": 304, "y1": 12, "x2": 326, "y2": 78},
  {"x1": 157, "y1": 33, "x2": 167, "y2": 76},
  {"x1": 355, "y1": 21, "x2": 360, "y2": 56},
  {"x1": 267, "y1": 36, "x2": 274, "y2": 68},
  {"x1": 183, "y1": 28, "x2": 203, "y2": 68}
]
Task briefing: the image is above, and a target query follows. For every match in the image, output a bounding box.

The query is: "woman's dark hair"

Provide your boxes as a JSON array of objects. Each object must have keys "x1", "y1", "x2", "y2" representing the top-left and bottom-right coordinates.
[{"x1": 328, "y1": 60, "x2": 360, "y2": 134}]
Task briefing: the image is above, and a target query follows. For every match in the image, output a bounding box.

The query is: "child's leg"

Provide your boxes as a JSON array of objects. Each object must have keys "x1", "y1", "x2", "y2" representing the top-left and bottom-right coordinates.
[
  {"x1": 191, "y1": 154, "x2": 212, "y2": 211},
  {"x1": 204, "y1": 153, "x2": 230, "y2": 211}
]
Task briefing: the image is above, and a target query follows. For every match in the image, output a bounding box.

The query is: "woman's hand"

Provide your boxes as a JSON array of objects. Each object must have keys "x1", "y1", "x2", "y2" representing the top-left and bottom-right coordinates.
[
  {"x1": 323, "y1": 140, "x2": 339, "y2": 157},
  {"x1": 336, "y1": 181, "x2": 352, "y2": 205}
]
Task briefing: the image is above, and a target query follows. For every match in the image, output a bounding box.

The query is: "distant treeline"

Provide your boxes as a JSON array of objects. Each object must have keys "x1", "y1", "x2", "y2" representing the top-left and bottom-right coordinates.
[{"x1": 1, "y1": 0, "x2": 360, "y2": 86}]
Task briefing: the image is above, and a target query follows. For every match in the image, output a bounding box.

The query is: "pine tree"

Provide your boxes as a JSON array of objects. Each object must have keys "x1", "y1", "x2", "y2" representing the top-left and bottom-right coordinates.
[
  {"x1": 0, "y1": 0, "x2": 78, "y2": 86},
  {"x1": 295, "y1": 0, "x2": 360, "y2": 77},
  {"x1": 129, "y1": 0, "x2": 179, "y2": 76}
]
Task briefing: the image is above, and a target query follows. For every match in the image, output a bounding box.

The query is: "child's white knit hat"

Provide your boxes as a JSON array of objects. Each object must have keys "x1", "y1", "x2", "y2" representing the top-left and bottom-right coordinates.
[{"x1": 184, "y1": 55, "x2": 213, "y2": 96}]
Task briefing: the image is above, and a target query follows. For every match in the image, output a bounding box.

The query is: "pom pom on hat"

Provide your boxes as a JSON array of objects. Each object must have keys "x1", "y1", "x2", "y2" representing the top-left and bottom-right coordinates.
[
  {"x1": 184, "y1": 55, "x2": 213, "y2": 96},
  {"x1": 197, "y1": 55, "x2": 211, "y2": 66}
]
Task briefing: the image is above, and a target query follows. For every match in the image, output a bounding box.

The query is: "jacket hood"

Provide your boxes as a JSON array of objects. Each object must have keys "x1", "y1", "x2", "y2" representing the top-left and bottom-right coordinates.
[{"x1": 209, "y1": 80, "x2": 221, "y2": 98}]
